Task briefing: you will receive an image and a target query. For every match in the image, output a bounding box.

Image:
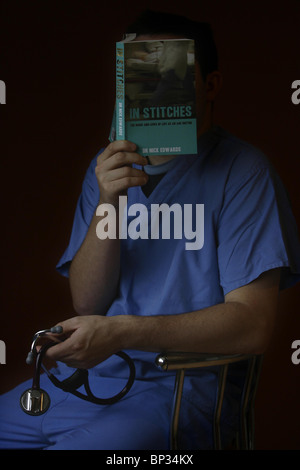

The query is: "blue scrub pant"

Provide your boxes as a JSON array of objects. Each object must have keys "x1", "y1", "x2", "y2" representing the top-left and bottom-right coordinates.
[
  {"x1": 0, "y1": 363, "x2": 238, "y2": 450},
  {"x1": 0, "y1": 375, "x2": 171, "y2": 449}
]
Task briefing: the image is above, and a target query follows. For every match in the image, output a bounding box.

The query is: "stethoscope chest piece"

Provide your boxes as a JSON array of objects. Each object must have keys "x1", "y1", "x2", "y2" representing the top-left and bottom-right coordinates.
[{"x1": 20, "y1": 388, "x2": 50, "y2": 416}]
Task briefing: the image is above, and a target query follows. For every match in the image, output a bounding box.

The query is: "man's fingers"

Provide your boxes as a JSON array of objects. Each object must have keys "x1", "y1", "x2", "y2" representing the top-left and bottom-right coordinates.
[
  {"x1": 106, "y1": 176, "x2": 149, "y2": 195},
  {"x1": 99, "y1": 140, "x2": 138, "y2": 162},
  {"x1": 46, "y1": 336, "x2": 78, "y2": 363},
  {"x1": 51, "y1": 317, "x2": 78, "y2": 334},
  {"x1": 98, "y1": 151, "x2": 148, "y2": 172},
  {"x1": 103, "y1": 166, "x2": 148, "y2": 183},
  {"x1": 97, "y1": 166, "x2": 148, "y2": 197}
]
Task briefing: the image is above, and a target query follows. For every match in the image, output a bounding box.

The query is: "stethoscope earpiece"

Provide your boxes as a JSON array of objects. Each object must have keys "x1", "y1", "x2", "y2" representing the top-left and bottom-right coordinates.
[
  {"x1": 25, "y1": 351, "x2": 35, "y2": 365},
  {"x1": 50, "y1": 326, "x2": 63, "y2": 334}
]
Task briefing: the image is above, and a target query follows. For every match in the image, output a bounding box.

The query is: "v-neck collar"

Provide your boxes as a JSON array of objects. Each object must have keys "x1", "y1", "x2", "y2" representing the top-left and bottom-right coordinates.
[{"x1": 129, "y1": 126, "x2": 221, "y2": 208}]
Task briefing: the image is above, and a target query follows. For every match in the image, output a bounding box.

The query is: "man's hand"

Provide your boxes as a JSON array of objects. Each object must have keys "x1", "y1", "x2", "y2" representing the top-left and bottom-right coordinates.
[
  {"x1": 95, "y1": 140, "x2": 148, "y2": 206},
  {"x1": 46, "y1": 316, "x2": 121, "y2": 369}
]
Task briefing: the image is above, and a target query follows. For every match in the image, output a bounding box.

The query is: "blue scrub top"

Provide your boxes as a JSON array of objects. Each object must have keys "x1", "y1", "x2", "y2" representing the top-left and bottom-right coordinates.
[{"x1": 56, "y1": 126, "x2": 300, "y2": 372}]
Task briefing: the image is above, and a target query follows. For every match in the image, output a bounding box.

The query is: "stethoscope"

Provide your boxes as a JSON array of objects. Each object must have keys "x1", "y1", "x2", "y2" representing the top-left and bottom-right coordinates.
[{"x1": 20, "y1": 326, "x2": 136, "y2": 416}]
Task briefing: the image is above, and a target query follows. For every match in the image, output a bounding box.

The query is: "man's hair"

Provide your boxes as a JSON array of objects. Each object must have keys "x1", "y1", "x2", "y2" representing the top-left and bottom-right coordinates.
[{"x1": 125, "y1": 10, "x2": 218, "y2": 80}]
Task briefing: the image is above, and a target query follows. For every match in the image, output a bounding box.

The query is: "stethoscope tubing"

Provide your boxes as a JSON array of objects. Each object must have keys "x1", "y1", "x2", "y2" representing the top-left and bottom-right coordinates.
[{"x1": 45, "y1": 349, "x2": 136, "y2": 405}]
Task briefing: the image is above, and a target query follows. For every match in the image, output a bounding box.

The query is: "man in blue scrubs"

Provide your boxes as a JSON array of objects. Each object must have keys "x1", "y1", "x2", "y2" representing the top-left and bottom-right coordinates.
[{"x1": 1, "y1": 10, "x2": 300, "y2": 450}]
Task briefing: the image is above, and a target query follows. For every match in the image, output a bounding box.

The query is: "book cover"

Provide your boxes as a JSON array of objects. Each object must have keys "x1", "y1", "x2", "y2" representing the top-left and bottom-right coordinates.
[{"x1": 110, "y1": 38, "x2": 198, "y2": 156}]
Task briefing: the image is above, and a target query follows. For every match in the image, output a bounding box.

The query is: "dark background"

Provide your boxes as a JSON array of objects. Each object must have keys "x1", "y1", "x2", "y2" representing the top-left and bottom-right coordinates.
[{"x1": 0, "y1": 0, "x2": 299, "y2": 450}]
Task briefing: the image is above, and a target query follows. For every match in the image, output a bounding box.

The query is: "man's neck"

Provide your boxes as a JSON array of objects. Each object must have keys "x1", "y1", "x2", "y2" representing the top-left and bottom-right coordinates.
[{"x1": 147, "y1": 154, "x2": 177, "y2": 165}]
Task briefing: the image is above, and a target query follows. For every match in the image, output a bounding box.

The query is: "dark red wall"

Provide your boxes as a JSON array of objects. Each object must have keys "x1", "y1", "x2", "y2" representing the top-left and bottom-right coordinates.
[{"x1": 1, "y1": 0, "x2": 299, "y2": 450}]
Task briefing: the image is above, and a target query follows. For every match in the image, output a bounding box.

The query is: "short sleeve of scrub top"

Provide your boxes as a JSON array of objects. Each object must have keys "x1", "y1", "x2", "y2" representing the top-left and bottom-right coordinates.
[
  {"x1": 216, "y1": 155, "x2": 300, "y2": 294},
  {"x1": 57, "y1": 154, "x2": 100, "y2": 277}
]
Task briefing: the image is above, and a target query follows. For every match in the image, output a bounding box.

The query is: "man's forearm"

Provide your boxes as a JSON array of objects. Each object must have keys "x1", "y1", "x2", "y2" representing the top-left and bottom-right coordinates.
[
  {"x1": 69, "y1": 208, "x2": 121, "y2": 316},
  {"x1": 115, "y1": 302, "x2": 271, "y2": 356},
  {"x1": 115, "y1": 270, "x2": 280, "y2": 356},
  {"x1": 47, "y1": 270, "x2": 279, "y2": 368}
]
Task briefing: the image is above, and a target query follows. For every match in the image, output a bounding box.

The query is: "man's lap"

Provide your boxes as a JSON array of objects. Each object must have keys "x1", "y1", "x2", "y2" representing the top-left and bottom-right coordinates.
[{"x1": 0, "y1": 366, "x2": 236, "y2": 450}]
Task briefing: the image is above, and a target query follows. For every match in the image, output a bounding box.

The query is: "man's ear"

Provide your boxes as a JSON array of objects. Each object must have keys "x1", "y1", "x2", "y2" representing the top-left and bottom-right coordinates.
[{"x1": 206, "y1": 71, "x2": 223, "y2": 102}]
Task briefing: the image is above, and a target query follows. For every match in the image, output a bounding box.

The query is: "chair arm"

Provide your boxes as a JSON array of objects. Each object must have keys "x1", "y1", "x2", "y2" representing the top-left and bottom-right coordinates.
[{"x1": 155, "y1": 351, "x2": 252, "y2": 371}]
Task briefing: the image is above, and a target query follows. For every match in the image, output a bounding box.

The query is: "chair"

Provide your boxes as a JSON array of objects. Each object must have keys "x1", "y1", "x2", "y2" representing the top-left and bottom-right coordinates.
[{"x1": 155, "y1": 352, "x2": 263, "y2": 450}]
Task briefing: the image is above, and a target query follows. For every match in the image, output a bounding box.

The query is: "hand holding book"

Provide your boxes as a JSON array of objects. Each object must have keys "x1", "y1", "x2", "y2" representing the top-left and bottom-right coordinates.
[{"x1": 95, "y1": 140, "x2": 148, "y2": 206}]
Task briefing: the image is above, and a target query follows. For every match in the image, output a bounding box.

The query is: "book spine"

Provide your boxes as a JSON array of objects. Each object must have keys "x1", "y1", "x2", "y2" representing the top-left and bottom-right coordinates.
[{"x1": 116, "y1": 42, "x2": 125, "y2": 141}]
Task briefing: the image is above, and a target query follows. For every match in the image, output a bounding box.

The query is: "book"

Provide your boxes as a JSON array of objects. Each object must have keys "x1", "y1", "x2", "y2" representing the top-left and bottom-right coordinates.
[{"x1": 109, "y1": 37, "x2": 198, "y2": 156}]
